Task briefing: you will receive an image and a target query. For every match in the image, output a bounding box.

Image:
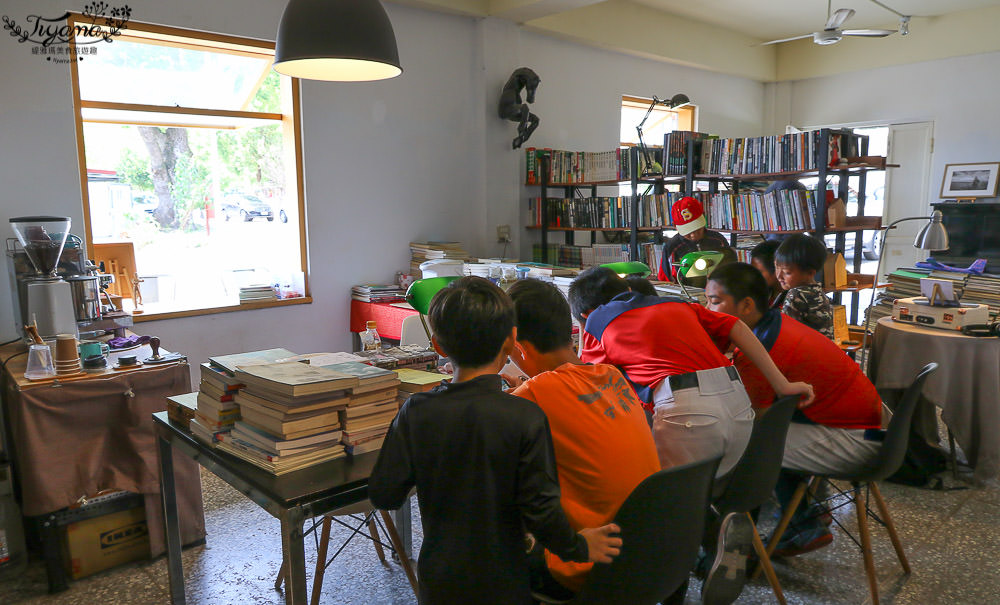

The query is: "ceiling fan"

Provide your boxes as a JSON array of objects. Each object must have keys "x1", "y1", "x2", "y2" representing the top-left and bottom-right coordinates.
[{"x1": 760, "y1": 0, "x2": 910, "y2": 46}]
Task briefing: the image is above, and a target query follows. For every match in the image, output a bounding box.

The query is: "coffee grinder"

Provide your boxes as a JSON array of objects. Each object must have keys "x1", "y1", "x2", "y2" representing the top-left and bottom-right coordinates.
[{"x1": 9, "y1": 217, "x2": 79, "y2": 340}]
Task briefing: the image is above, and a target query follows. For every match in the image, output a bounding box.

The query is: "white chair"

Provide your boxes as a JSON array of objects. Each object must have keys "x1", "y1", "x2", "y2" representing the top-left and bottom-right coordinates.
[{"x1": 400, "y1": 314, "x2": 431, "y2": 348}]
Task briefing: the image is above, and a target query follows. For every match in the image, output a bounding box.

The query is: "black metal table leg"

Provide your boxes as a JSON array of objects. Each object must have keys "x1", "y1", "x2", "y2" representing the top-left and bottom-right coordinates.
[
  {"x1": 279, "y1": 507, "x2": 307, "y2": 605},
  {"x1": 158, "y1": 434, "x2": 186, "y2": 604}
]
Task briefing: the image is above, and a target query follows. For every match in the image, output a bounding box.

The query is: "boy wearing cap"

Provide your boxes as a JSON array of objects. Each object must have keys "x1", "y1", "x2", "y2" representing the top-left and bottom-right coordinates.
[{"x1": 658, "y1": 196, "x2": 735, "y2": 285}]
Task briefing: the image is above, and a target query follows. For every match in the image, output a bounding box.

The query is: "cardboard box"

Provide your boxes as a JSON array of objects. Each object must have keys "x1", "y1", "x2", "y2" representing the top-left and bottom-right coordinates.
[
  {"x1": 823, "y1": 253, "x2": 847, "y2": 290},
  {"x1": 62, "y1": 505, "x2": 150, "y2": 580}
]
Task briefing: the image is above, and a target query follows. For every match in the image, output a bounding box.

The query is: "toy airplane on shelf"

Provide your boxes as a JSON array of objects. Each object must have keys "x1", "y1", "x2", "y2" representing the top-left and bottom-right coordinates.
[{"x1": 916, "y1": 258, "x2": 987, "y2": 275}]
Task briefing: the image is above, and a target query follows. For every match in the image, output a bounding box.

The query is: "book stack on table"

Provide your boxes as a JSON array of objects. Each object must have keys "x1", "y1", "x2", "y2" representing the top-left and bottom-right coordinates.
[
  {"x1": 189, "y1": 363, "x2": 245, "y2": 445},
  {"x1": 395, "y1": 368, "x2": 445, "y2": 399},
  {"x1": 313, "y1": 360, "x2": 401, "y2": 456},
  {"x1": 216, "y1": 360, "x2": 356, "y2": 475},
  {"x1": 351, "y1": 284, "x2": 406, "y2": 303}
]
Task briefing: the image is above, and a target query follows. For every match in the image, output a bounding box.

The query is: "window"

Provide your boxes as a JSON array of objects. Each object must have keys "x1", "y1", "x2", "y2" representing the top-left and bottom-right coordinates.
[
  {"x1": 619, "y1": 95, "x2": 696, "y2": 206},
  {"x1": 619, "y1": 95, "x2": 695, "y2": 147},
  {"x1": 69, "y1": 18, "x2": 309, "y2": 320}
]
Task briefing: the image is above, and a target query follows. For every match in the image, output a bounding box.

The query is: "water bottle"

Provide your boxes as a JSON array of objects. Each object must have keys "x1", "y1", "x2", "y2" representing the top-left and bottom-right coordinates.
[
  {"x1": 360, "y1": 321, "x2": 382, "y2": 353},
  {"x1": 0, "y1": 464, "x2": 27, "y2": 580}
]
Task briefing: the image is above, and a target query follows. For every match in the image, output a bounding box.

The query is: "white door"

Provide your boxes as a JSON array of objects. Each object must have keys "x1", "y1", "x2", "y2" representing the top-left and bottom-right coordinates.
[{"x1": 882, "y1": 122, "x2": 934, "y2": 275}]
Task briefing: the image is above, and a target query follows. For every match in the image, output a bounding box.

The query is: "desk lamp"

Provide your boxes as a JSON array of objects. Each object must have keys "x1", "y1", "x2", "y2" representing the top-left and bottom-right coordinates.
[
  {"x1": 861, "y1": 211, "x2": 950, "y2": 365},
  {"x1": 670, "y1": 250, "x2": 724, "y2": 301},
  {"x1": 635, "y1": 94, "x2": 690, "y2": 175},
  {"x1": 405, "y1": 276, "x2": 461, "y2": 343},
  {"x1": 601, "y1": 261, "x2": 651, "y2": 278}
]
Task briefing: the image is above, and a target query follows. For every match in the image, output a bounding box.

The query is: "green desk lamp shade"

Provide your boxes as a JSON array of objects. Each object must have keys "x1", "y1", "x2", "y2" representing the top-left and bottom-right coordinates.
[
  {"x1": 405, "y1": 276, "x2": 461, "y2": 315},
  {"x1": 601, "y1": 262, "x2": 652, "y2": 277},
  {"x1": 677, "y1": 251, "x2": 724, "y2": 278}
]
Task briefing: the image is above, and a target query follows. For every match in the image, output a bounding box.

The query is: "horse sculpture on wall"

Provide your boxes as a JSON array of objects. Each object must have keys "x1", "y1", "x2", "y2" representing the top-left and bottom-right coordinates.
[{"x1": 498, "y1": 67, "x2": 540, "y2": 149}]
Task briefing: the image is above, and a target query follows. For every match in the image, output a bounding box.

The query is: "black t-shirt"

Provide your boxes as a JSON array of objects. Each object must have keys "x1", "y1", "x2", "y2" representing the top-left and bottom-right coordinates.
[{"x1": 369, "y1": 374, "x2": 588, "y2": 604}]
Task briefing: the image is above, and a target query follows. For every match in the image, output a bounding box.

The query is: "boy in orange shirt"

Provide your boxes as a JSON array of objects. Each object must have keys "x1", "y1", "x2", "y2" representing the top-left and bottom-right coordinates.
[{"x1": 505, "y1": 279, "x2": 663, "y2": 600}]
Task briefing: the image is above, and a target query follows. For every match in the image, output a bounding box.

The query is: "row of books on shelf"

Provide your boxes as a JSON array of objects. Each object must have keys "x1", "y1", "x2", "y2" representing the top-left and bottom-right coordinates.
[
  {"x1": 523, "y1": 129, "x2": 865, "y2": 184},
  {"x1": 173, "y1": 347, "x2": 446, "y2": 475},
  {"x1": 532, "y1": 243, "x2": 630, "y2": 266},
  {"x1": 702, "y1": 189, "x2": 820, "y2": 232},
  {"x1": 528, "y1": 189, "x2": 820, "y2": 233},
  {"x1": 525, "y1": 147, "x2": 632, "y2": 185},
  {"x1": 864, "y1": 267, "x2": 1000, "y2": 326}
]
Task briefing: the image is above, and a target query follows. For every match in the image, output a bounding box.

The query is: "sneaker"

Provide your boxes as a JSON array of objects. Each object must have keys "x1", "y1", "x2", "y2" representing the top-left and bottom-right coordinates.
[
  {"x1": 701, "y1": 513, "x2": 753, "y2": 605},
  {"x1": 771, "y1": 525, "x2": 833, "y2": 558},
  {"x1": 807, "y1": 502, "x2": 834, "y2": 527}
]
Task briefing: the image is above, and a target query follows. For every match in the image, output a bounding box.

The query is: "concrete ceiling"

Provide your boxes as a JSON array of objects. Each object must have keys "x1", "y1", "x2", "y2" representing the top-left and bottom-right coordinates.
[{"x1": 390, "y1": 0, "x2": 1000, "y2": 81}]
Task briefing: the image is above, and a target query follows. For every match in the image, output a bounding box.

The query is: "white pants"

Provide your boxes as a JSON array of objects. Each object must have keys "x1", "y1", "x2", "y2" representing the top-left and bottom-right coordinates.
[
  {"x1": 651, "y1": 367, "x2": 755, "y2": 478},
  {"x1": 782, "y1": 423, "x2": 882, "y2": 476}
]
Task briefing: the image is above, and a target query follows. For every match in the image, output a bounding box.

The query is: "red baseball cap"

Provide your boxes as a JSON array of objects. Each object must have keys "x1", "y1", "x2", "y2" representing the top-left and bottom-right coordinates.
[{"x1": 672, "y1": 196, "x2": 706, "y2": 236}]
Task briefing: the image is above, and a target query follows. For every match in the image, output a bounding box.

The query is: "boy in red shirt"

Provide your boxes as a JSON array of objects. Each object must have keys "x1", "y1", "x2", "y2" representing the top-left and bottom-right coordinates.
[
  {"x1": 505, "y1": 279, "x2": 661, "y2": 600},
  {"x1": 705, "y1": 263, "x2": 884, "y2": 556},
  {"x1": 569, "y1": 266, "x2": 814, "y2": 605}
]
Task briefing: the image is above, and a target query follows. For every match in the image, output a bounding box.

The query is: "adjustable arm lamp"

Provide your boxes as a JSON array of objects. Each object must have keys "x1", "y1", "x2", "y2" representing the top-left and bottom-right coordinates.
[
  {"x1": 671, "y1": 250, "x2": 724, "y2": 301},
  {"x1": 861, "y1": 210, "x2": 950, "y2": 364},
  {"x1": 635, "y1": 94, "x2": 690, "y2": 175}
]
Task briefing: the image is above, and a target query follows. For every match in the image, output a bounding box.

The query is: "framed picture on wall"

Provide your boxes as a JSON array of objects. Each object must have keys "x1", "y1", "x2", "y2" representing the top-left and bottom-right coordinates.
[{"x1": 940, "y1": 162, "x2": 1000, "y2": 198}]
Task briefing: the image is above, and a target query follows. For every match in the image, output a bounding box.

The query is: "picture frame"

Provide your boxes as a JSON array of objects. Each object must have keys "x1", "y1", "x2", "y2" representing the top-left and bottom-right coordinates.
[{"x1": 940, "y1": 162, "x2": 1000, "y2": 199}]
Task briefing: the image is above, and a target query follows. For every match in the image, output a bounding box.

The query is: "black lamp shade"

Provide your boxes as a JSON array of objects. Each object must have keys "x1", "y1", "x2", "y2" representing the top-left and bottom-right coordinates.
[{"x1": 274, "y1": 0, "x2": 402, "y2": 82}]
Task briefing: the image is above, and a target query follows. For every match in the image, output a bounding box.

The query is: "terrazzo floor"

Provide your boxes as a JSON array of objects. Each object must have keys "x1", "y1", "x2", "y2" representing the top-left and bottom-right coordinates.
[{"x1": 3, "y1": 464, "x2": 999, "y2": 604}]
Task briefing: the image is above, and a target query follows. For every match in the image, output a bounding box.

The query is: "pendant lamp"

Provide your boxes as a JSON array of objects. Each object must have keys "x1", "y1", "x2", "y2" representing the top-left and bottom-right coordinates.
[{"x1": 274, "y1": 0, "x2": 402, "y2": 82}]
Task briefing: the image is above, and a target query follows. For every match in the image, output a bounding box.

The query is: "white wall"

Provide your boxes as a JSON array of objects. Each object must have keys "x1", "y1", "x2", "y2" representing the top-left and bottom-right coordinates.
[
  {"x1": 0, "y1": 0, "x2": 484, "y2": 371},
  {"x1": 768, "y1": 51, "x2": 1000, "y2": 270},
  {"x1": 489, "y1": 23, "x2": 766, "y2": 261},
  {"x1": 0, "y1": 2, "x2": 767, "y2": 374}
]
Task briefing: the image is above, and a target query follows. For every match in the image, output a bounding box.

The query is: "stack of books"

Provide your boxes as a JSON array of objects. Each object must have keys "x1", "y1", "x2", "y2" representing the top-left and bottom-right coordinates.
[
  {"x1": 864, "y1": 268, "x2": 929, "y2": 326},
  {"x1": 410, "y1": 241, "x2": 468, "y2": 276},
  {"x1": 314, "y1": 360, "x2": 401, "y2": 456},
  {"x1": 351, "y1": 284, "x2": 406, "y2": 303},
  {"x1": 239, "y1": 284, "x2": 278, "y2": 303},
  {"x1": 962, "y1": 273, "x2": 1000, "y2": 319},
  {"x1": 219, "y1": 361, "x2": 356, "y2": 474},
  {"x1": 189, "y1": 363, "x2": 244, "y2": 445},
  {"x1": 395, "y1": 368, "x2": 444, "y2": 396},
  {"x1": 380, "y1": 345, "x2": 438, "y2": 371}
]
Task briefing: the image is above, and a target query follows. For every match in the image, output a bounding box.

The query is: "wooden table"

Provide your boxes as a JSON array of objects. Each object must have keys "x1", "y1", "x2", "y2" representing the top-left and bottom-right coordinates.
[
  {"x1": 154, "y1": 412, "x2": 412, "y2": 605},
  {"x1": 0, "y1": 341, "x2": 205, "y2": 592}
]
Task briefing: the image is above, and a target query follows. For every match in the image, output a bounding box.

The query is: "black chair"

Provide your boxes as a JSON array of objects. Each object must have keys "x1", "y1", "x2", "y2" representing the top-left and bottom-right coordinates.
[
  {"x1": 535, "y1": 455, "x2": 722, "y2": 605},
  {"x1": 712, "y1": 395, "x2": 800, "y2": 605},
  {"x1": 763, "y1": 362, "x2": 938, "y2": 605}
]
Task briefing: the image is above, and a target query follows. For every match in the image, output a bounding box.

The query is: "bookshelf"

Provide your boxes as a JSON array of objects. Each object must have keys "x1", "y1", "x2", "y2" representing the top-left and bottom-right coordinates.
[{"x1": 522, "y1": 129, "x2": 886, "y2": 320}]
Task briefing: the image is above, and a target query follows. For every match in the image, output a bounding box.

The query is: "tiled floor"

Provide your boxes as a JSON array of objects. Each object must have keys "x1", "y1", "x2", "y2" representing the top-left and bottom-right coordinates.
[{"x1": 4, "y1": 465, "x2": 999, "y2": 604}]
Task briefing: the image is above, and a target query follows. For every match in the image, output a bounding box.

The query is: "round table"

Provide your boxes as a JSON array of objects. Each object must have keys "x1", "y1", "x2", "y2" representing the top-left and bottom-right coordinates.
[{"x1": 870, "y1": 316, "x2": 1000, "y2": 482}]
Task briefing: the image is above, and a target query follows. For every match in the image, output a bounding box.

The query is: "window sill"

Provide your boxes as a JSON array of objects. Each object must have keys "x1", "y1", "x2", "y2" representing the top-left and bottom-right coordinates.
[{"x1": 131, "y1": 296, "x2": 312, "y2": 323}]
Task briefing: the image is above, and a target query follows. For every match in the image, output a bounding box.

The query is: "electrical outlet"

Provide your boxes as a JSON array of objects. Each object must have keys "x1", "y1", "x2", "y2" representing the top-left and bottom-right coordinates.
[{"x1": 497, "y1": 224, "x2": 511, "y2": 243}]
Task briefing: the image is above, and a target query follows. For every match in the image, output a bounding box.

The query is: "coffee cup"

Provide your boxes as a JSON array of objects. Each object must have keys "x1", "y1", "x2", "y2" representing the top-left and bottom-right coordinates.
[
  {"x1": 55, "y1": 334, "x2": 78, "y2": 362},
  {"x1": 79, "y1": 341, "x2": 105, "y2": 359}
]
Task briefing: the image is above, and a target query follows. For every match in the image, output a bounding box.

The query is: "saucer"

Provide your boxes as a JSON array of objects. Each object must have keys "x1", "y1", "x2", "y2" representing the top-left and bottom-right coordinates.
[{"x1": 112, "y1": 360, "x2": 144, "y2": 370}]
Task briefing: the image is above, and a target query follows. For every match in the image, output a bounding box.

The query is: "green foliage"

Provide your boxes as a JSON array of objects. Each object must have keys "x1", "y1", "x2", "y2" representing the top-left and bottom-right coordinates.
[
  {"x1": 116, "y1": 148, "x2": 153, "y2": 192},
  {"x1": 171, "y1": 154, "x2": 211, "y2": 231}
]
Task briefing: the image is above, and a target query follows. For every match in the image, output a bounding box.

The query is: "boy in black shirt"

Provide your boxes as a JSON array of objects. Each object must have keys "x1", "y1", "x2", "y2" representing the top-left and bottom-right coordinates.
[{"x1": 369, "y1": 277, "x2": 622, "y2": 605}]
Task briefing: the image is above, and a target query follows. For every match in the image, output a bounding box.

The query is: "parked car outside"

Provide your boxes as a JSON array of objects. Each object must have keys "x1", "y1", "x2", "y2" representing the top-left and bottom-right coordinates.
[
  {"x1": 221, "y1": 192, "x2": 274, "y2": 222},
  {"x1": 132, "y1": 193, "x2": 157, "y2": 214}
]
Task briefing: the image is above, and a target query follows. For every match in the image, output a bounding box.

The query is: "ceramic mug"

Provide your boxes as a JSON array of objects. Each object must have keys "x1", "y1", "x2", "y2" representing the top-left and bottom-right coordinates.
[{"x1": 79, "y1": 341, "x2": 110, "y2": 359}]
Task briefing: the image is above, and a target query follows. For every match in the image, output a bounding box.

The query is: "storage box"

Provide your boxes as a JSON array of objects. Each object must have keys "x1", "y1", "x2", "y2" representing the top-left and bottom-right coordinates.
[{"x1": 62, "y1": 505, "x2": 149, "y2": 579}]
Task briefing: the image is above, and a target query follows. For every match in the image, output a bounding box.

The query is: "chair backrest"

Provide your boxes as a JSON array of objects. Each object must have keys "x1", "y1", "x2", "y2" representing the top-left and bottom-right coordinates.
[
  {"x1": 571, "y1": 456, "x2": 721, "y2": 605},
  {"x1": 714, "y1": 395, "x2": 799, "y2": 515},
  {"x1": 858, "y1": 362, "x2": 939, "y2": 482},
  {"x1": 405, "y1": 276, "x2": 461, "y2": 315},
  {"x1": 399, "y1": 314, "x2": 430, "y2": 347}
]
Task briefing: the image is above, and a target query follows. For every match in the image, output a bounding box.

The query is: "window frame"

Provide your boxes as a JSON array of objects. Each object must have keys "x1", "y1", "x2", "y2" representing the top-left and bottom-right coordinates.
[
  {"x1": 620, "y1": 95, "x2": 696, "y2": 148},
  {"x1": 67, "y1": 15, "x2": 311, "y2": 322}
]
